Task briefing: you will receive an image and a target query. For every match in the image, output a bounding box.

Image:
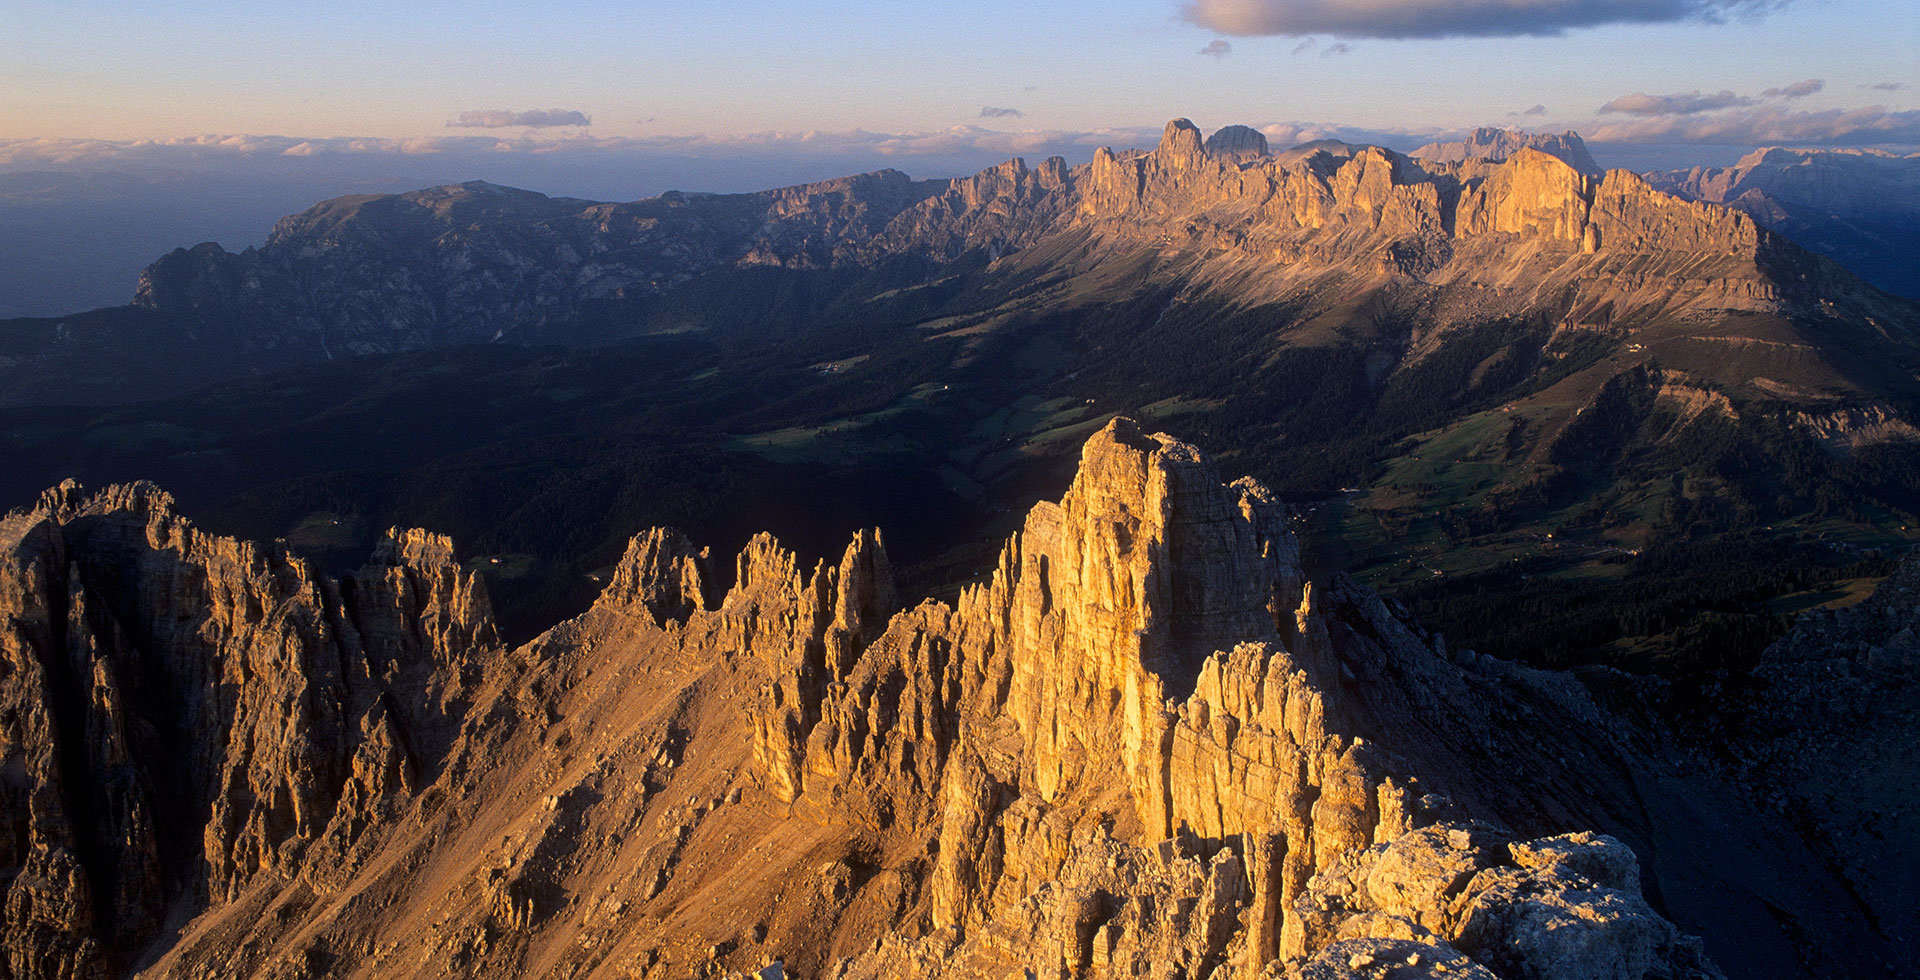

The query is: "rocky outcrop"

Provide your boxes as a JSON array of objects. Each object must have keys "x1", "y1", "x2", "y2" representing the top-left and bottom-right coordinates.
[
  {"x1": 0, "y1": 483, "x2": 498, "y2": 978},
  {"x1": 1206, "y1": 125, "x2": 1272, "y2": 165},
  {"x1": 769, "y1": 420, "x2": 1721, "y2": 980},
  {"x1": 2, "y1": 422, "x2": 1906, "y2": 980},
  {"x1": 1789, "y1": 403, "x2": 1920, "y2": 452}
]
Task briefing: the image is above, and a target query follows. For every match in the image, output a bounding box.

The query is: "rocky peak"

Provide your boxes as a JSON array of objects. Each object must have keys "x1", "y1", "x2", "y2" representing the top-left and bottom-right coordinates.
[
  {"x1": 11, "y1": 422, "x2": 1906, "y2": 978},
  {"x1": 599, "y1": 526, "x2": 711, "y2": 624},
  {"x1": 1042, "y1": 417, "x2": 1297, "y2": 682},
  {"x1": 0, "y1": 482, "x2": 502, "y2": 977},
  {"x1": 368, "y1": 524, "x2": 458, "y2": 569},
  {"x1": 1412, "y1": 127, "x2": 1603, "y2": 176},
  {"x1": 1154, "y1": 117, "x2": 1209, "y2": 170},
  {"x1": 1205, "y1": 124, "x2": 1271, "y2": 164}
]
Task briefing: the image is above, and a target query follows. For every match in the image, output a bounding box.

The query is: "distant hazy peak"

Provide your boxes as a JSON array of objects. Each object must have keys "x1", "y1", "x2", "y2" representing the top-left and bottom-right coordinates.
[
  {"x1": 1412, "y1": 126, "x2": 1602, "y2": 176},
  {"x1": 1646, "y1": 145, "x2": 1920, "y2": 221}
]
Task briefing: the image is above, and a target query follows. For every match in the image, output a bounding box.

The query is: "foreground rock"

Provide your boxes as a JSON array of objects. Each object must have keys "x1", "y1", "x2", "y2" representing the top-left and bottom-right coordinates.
[{"x1": 0, "y1": 420, "x2": 1905, "y2": 978}]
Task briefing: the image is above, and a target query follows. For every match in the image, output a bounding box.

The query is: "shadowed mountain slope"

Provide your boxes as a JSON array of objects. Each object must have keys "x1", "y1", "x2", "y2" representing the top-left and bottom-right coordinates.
[{"x1": 1646, "y1": 146, "x2": 1920, "y2": 298}]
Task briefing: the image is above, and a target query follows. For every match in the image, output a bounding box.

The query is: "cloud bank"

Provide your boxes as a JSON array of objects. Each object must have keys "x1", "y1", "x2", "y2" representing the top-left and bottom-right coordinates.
[
  {"x1": 0, "y1": 121, "x2": 1446, "y2": 170},
  {"x1": 450, "y1": 109, "x2": 591, "y2": 129},
  {"x1": 1199, "y1": 39, "x2": 1233, "y2": 57},
  {"x1": 1588, "y1": 105, "x2": 1920, "y2": 145},
  {"x1": 1182, "y1": 0, "x2": 1783, "y2": 39},
  {"x1": 1601, "y1": 90, "x2": 1758, "y2": 115},
  {"x1": 978, "y1": 107, "x2": 1025, "y2": 119},
  {"x1": 1584, "y1": 76, "x2": 1920, "y2": 145}
]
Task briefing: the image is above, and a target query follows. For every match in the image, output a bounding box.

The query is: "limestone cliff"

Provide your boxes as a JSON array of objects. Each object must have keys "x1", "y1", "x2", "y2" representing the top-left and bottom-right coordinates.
[
  {"x1": 1, "y1": 421, "x2": 1906, "y2": 979},
  {"x1": 0, "y1": 483, "x2": 497, "y2": 978}
]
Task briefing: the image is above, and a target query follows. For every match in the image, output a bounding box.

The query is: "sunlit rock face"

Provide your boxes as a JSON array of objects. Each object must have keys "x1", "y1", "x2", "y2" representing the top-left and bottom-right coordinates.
[
  {"x1": 126, "y1": 120, "x2": 1786, "y2": 361},
  {"x1": 10, "y1": 418, "x2": 1909, "y2": 979}
]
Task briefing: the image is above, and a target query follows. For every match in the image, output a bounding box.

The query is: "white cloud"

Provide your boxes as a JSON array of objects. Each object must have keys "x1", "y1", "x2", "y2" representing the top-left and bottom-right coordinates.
[
  {"x1": 1601, "y1": 90, "x2": 1758, "y2": 116},
  {"x1": 1760, "y1": 78, "x2": 1823, "y2": 99},
  {"x1": 1588, "y1": 105, "x2": 1920, "y2": 145}
]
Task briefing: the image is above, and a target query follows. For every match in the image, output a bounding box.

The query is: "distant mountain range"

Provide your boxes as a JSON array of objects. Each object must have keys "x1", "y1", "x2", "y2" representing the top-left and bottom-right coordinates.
[
  {"x1": 1647, "y1": 146, "x2": 1920, "y2": 298},
  {"x1": 2, "y1": 121, "x2": 1916, "y2": 669},
  {"x1": 6, "y1": 125, "x2": 1911, "y2": 401}
]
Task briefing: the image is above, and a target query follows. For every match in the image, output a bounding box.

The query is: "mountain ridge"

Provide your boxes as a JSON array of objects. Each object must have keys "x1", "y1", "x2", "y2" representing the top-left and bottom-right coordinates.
[
  {"x1": 1646, "y1": 145, "x2": 1920, "y2": 298},
  {"x1": 2, "y1": 118, "x2": 1870, "y2": 407},
  {"x1": 1, "y1": 420, "x2": 1906, "y2": 979}
]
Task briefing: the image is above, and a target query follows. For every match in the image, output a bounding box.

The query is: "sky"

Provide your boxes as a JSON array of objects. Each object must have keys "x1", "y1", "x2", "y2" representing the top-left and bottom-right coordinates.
[
  {"x1": 0, "y1": 0, "x2": 1914, "y2": 308},
  {"x1": 0, "y1": 0, "x2": 1912, "y2": 140}
]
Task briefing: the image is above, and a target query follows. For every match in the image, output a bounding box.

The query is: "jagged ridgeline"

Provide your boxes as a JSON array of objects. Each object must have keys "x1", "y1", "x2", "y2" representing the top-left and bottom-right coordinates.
[
  {"x1": 3, "y1": 420, "x2": 1905, "y2": 979},
  {"x1": 5, "y1": 118, "x2": 1909, "y2": 403},
  {"x1": 5, "y1": 120, "x2": 1916, "y2": 683}
]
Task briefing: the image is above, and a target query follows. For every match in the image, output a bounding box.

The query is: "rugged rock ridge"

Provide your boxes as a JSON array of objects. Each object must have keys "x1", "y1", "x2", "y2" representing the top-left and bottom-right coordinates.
[
  {"x1": 0, "y1": 483, "x2": 498, "y2": 978},
  {"x1": 1646, "y1": 146, "x2": 1920, "y2": 297},
  {"x1": 124, "y1": 119, "x2": 1796, "y2": 362},
  {"x1": 10, "y1": 421, "x2": 1908, "y2": 978},
  {"x1": 1411, "y1": 128, "x2": 1603, "y2": 176},
  {"x1": 752, "y1": 420, "x2": 1727, "y2": 979}
]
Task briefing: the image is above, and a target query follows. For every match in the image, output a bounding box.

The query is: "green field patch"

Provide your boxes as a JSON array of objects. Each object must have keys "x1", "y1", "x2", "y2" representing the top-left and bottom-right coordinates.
[
  {"x1": 1139, "y1": 396, "x2": 1225, "y2": 419},
  {"x1": 469, "y1": 553, "x2": 540, "y2": 579},
  {"x1": 807, "y1": 355, "x2": 870, "y2": 375},
  {"x1": 282, "y1": 511, "x2": 368, "y2": 552},
  {"x1": 1021, "y1": 414, "x2": 1116, "y2": 452},
  {"x1": 1765, "y1": 576, "x2": 1884, "y2": 615}
]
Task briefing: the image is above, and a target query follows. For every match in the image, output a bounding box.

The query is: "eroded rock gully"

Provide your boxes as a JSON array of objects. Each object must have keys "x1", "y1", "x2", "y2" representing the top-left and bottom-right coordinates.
[{"x1": 0, "y1": 421, "x2": 1902, "y2": 979}]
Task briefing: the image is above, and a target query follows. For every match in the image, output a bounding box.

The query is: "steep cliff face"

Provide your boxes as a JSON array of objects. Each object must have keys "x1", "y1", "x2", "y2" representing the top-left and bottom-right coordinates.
[
  {"x1": 2, "y1": 421, "x2": 1905, "y2": 979},
  {"x1": 1646, "y1": 146, "x2": 1920, "y2": 298},
  {"x1": 0, "y1": 483, "x2": 498, "y2": 978}
]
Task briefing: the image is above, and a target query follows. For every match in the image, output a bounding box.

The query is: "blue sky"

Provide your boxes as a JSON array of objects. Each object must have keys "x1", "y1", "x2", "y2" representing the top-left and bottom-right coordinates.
[{"x1": 5, "y1": 0, "x2": 1913, "y2": 142}]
